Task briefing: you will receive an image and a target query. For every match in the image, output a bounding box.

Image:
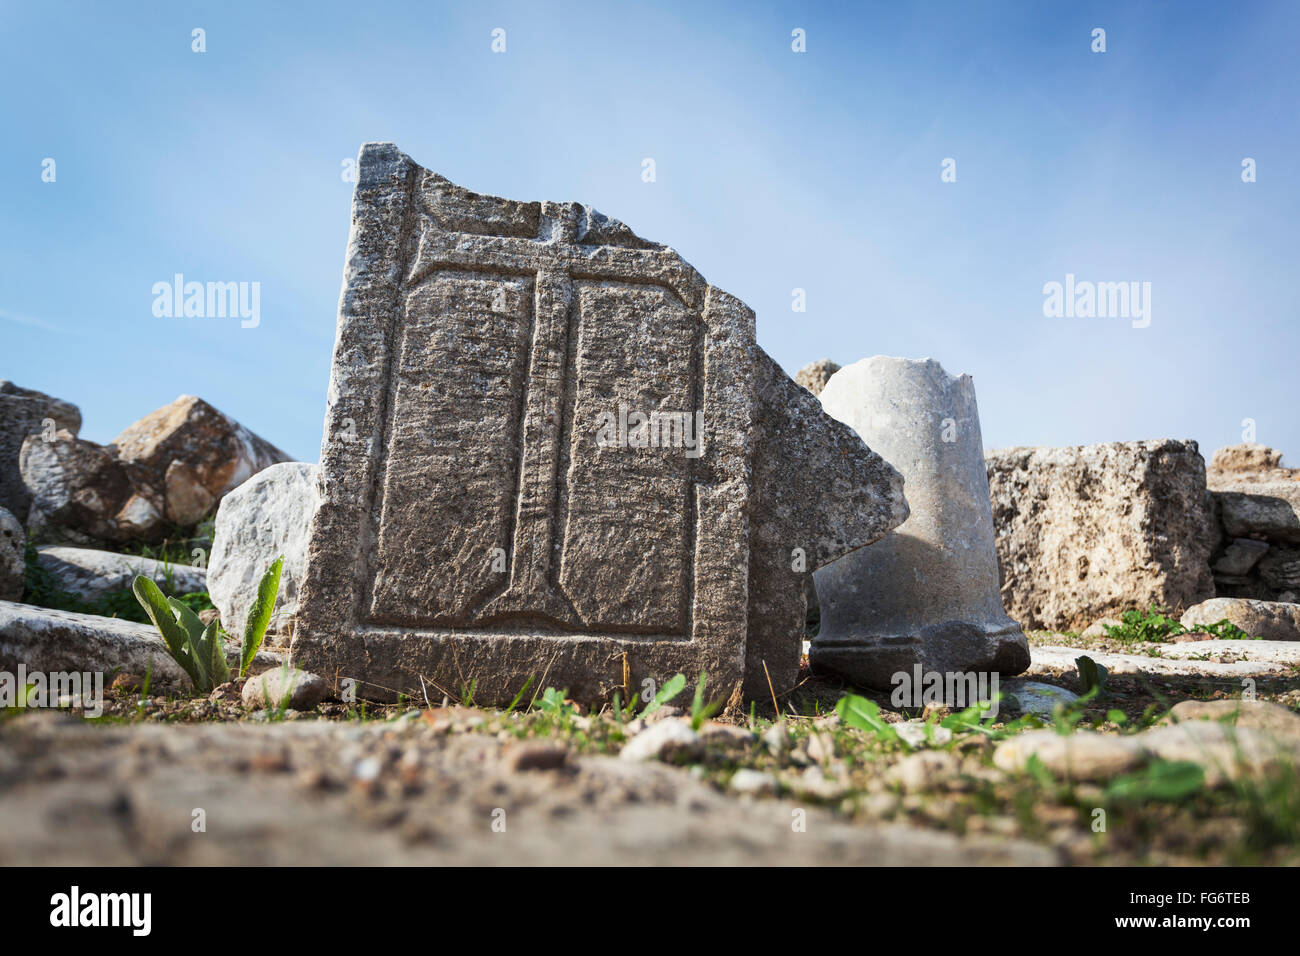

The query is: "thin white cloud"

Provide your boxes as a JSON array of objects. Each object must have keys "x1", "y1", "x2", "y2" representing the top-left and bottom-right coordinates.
[{"x1": 0, "y1": 308, "x2": 62, "y2": 333}]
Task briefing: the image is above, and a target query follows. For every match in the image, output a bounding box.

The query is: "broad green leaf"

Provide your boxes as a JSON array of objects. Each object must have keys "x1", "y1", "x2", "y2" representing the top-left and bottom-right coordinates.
[
  {"x1": 167, "y1": 596, "x2": 206, "y2": 644},
  {"x1": 205, "y1": 619, "x2": 230, "y2": 686},
  {"x1": 835, "y1": 694, "x2": 898, "y2": 742},
  {"x1": 640, "y1": 673, "x2": 687, "y2": 717},
  {"x1": 240, "y1": 556, "x2": 283, "y2": 679},
  {"x1": 132, "y1": 576, "x2": 202, "y2": 687}
]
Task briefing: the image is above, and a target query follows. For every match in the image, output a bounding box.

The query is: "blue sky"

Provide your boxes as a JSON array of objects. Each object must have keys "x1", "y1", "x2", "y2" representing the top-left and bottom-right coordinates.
[{"x1": 2, "y1": 0, "x2": 1296, "y2": 463}]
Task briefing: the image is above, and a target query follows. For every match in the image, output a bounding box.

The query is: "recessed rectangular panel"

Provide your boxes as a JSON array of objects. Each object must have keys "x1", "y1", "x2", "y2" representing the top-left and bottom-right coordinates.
[
  {"x1": 367, "y1": 271, "x2": 533, "y2": 624},
  {"x1": 558, "y1": 282, "x2": 698, "y2": 633}
]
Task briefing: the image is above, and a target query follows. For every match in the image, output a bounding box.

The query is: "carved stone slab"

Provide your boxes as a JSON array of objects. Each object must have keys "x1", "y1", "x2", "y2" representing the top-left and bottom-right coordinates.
[{"x1": 294, "y1": 144, "x2": 905, "y2": 707}]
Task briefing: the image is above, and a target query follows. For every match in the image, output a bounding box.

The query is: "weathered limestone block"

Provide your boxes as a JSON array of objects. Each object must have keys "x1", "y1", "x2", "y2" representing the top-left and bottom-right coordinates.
[
  {"x1": 20, "y1": 430, "x2": 165, "y2": 544},
  {"x1": 208, "y1": 462, "x2": 318, "y2": 636},
  {"x1": 0, "y1": 381, "x2": 81, "y2": 521},
  {"x1": 1180, "y1": 597, "x2": 1300, "y2": 642},
  {"x1": 986, "y1": 440, "x2": 1215, "y2": 632},
  {"x1": 1208, "y1": 442, "x2": 1285, "y2": 477},
  {"x1": 35, "y1": 546, "x2": 206, "y2": 603},
  {"x1": 0, "y1": 600, "x2": 279, "y2": 689},
  {"x1": 1205, "y1": 444, "x2": 1300, "y2": 600},
  {"x1": 1212, "y1": 482, "x2": 1300, "y2": 545},
  {"x1": 0, "y1": 507, "x2": 23, "y2": 602},
  {"x1": 811, "y1": 357, "x2": 1028, "y2": 689},
  {"x1": 293, "y1": 143, "x2": 906, "y2": 707},
  {"x1": 110, "y1": 395, "x2": 291, "y2": 522},
  {"x1": 794, "y1": 359, "x2": 840, "y2": 396}
]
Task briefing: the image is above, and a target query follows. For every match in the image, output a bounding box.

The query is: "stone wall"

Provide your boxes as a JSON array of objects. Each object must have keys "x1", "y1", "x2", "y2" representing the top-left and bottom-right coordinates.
[
  {"x1": 986, "y1": 440, "x2": 1216, "y2": 632},
  {"x1": 1204, "y1": 444, "x2": 1300, "y2": 602}
]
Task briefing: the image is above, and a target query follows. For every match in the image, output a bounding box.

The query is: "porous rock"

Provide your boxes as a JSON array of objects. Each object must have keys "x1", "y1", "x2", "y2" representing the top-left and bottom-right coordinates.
[
  {"x1": 110, "y1": 395, "x2": 291, "y2": 523},
  {"x1": 1179, "y1": 597, "x2": 1300, "y2": 642},
  {"x1": 0, "y1": 381, "x2": 81, "y2": 521},
  {"x1": 794, "y1": 359, "x2": 840, "y2": 396},
  {"x1": 986, "y1": 440, "x2": 1215, "y2": 632},
  {"x1": 0, "y1": 507, "x2": 24, "y2": 602}
]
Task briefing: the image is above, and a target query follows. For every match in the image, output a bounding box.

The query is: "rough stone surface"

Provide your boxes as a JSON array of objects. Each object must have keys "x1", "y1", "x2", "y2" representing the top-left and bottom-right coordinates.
[
  {"x1": 0, "y1": 507, "x2": 23, "y2": 602},
  {"x1": 19, "y1": 397, "x2": 291, "y2": 545},
  {"x1": 0, "y1": 718, "x2": 1056, "y2": 865},
  {"x1": 619, "y1": 719, "x2": 703, "y2": 763},
  {"x1": 1180, "y1": 597, "x2": 1300, "y2": 642},
  {"x1": 0, "y1": 381, "x2": 81, "y2": 521},
  {"x1": 1208, "y1": 443, "x2": 1285, "y2": 476},
  {"x1": 109, "y1": 395, "x2": 291, "y2": 521},
  {"x1": 241, "y1": 666, "x2": 329, "y2": 711},
  {"x1": 986, "y1": 440, "x2": 1215, "y2": 632},
  {"x1": 1168, "y1": 699, "x2": 1300, "y2": 736},
  {"x1": 0, "y1": 600, "x2": 279, "y2": 689},
  {"x1": 995, "y1": 719, "x2": 1300, "y2": 787},
  {"x1": 813, "y1": 357, "x2": 1028, "y2": 689},
  {"x1": 1212, "y1": 481, "x2": 1300, "y2": 544},
  {"x1": 293, "y1": 143, "x2": 905, "y2": 707},
  {"x1": 209, "y1": 462, "x2": 318, "y2": 636},
  {"x1": 19, "y1": 430, "x2": 162, "y2": 544},
  {"x1": 1138, "y1": 721, "x2": 1300, "y2": 786},
  {"x1": 1214, "y1": 538, "x2": 1269, "y2": 576},
  {"x1": 747, "y1": 352, "x2": 908, "y2": 699},
  {"x1": 1028, "y1": 641, "x2": 1300, "y2": 678},
  {"x1": 794, "y1": 359, "x2": 840, "y2": 396},
  {"x1": 36, "y1": 545, "x2": 206, "y2": 603},
  {"x1": 1001, "y1": 680, "x2": 1080, "y2": 718},
  {"x1": 994, "y1": 730, "x2": 1145, "y2": 781}
]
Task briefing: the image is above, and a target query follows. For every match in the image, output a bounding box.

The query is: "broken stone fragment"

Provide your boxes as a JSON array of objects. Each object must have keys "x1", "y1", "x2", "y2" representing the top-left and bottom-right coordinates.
[
  {"x1": 110, "y1": 395, "x2": 291, "y2": 508},
  {"x1": 0, "y1": 507, "x2": 23, "y2": 602},
  {"x1": 747, "y1": 351, "x2": 907, "y2": 699},
  {"x1": 0, "y1": 600, "x2": 280, "y2": 689},
  {"x1": 985, "y1": 439, "x2": 1215, "y2": 632},
  {"x1": 812, "y1": 357, "x2": 1029, "y2": 690},
  {"x1": 20, "y1": 429, "x2": 164, "y2": 544},
  {"x1": 1213, "y1": 537, "x2": 1269, "y2": 576},
  {"x1": 0, "y1": 381, "x2": 81, "y2": 521},
  {"x1": 1208, "y1": 442, "x2": 1285, "y2": 476},
  {"x1": 18, "y1": 396, "x2": 291, "y2": 546},
  {"x1": 1179, "y1": 597, "x2": 1300, "y2": 642},
  {"x1": 794, "y1": 359, "x2": 840, "y2": 396},
  {"x1": 1212, "y1": 481, "x2": 1300, "y2": 545},
  {"x1": 292, "y1": 143, "x2": 907, "y2": 708},
  {"x1": 208, "y1": 461, "x2": 318, "y2": 638},
  {"x1": 35, "y1": 545, "x2": 207, "y2": 603},
  {"x1": 1166, "y1": 698, "x2": 1300, "y2": 736},
  {"x1": 241, "y1": 666, "x2": 329, "y2": 711}
]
